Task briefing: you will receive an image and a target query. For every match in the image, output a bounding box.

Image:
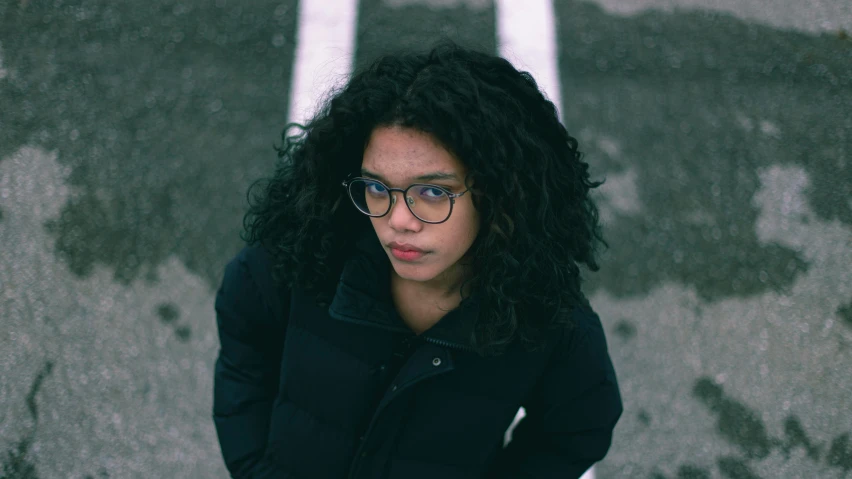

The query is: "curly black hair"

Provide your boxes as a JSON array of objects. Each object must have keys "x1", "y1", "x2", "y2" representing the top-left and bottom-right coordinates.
[{"x1": 243, "y1": 41, "x2": 606, "y2": 355}]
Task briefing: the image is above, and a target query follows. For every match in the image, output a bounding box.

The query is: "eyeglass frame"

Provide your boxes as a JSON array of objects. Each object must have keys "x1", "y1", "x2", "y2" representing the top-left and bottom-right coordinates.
[{"x1": 341, "y1": 176, "x2": 470, "y2": 224}]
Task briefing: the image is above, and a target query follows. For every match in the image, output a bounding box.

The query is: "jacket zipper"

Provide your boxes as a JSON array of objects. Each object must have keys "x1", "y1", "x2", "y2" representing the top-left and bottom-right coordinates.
[
  {"x1": 347, "y1": 362, "x2": 455, "y2": 479},
  {"x1": 423, "y1": 336, "x2": 475, "y2": 352}
]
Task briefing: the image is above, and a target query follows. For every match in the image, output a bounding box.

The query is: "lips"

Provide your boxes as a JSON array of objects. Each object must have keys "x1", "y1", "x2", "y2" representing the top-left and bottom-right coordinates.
[
  {"x1": 388, "y1": 242, "x2": 425, "y2": 253},
  {"x1": 388, "y1": 242, "x2": 427, "y2": 262}
]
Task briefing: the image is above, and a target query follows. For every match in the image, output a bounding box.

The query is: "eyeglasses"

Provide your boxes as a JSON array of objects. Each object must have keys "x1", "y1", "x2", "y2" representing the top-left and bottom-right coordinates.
[{"x1": 341, "y1": 177, "x2": 470, "y2": 224}]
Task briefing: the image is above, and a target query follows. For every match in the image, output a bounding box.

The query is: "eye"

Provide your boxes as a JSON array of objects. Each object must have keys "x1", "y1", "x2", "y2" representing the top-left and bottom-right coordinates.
[
  {"x1": 418, "y1": 186, "x2": 448, "y2": 200},
  {"x1": 366, "y1": 181, "x2": 387, "y2": 194}
]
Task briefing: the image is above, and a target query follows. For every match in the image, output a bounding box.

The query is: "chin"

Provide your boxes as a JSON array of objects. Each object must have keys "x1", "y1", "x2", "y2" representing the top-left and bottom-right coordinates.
[{"x1": 390, "y1": 262, "x2": 438, "y2": 283}]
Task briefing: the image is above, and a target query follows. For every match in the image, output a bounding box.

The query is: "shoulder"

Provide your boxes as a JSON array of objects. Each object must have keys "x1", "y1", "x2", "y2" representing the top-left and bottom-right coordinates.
[
  {"x1": 232, "y1": 243, "x2": 274, "y2": 277},
  {"x1": 568, "y1": 303, "x2": 607, "y2": 345},
  {"x1": 549, "y1": 303, "x2": 614, "y2": 373},
  {"x1": 531, "y1": 303, "x2": 621, "y2": 417},
  {"x1": 218, "y1": 243, "x2": 287, "y2": 323},
  {"x1": 220, "y1": 244, "x2": 273, "y2": 298}
]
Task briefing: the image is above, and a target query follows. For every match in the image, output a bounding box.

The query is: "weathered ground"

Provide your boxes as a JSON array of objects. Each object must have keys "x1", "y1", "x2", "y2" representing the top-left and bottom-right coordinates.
[{"x1": 1, "y1": 0, "x2": 850, "y2": 477}]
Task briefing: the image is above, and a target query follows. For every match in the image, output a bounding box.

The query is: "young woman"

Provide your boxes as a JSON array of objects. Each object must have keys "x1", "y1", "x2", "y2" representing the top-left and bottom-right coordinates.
[{"x1": 213, "y1": 42, "x2": 622, "y2": 479}]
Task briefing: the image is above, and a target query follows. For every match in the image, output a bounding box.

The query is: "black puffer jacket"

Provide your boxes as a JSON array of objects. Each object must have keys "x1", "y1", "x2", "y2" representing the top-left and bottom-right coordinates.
[{"x1": 213, "y1": 231, "x2": 622, "y2": 478}]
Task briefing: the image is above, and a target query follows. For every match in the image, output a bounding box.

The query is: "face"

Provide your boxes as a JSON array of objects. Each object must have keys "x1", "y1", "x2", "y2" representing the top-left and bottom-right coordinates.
[{"x1": 360, "y1": 126, "x2": 480, "y2": 292}]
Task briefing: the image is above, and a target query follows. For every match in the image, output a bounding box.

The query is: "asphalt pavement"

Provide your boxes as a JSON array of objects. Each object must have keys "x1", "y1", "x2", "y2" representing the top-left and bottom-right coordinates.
[{"x1": 1, "y1": 0, "x2": 850, "y2": 478}]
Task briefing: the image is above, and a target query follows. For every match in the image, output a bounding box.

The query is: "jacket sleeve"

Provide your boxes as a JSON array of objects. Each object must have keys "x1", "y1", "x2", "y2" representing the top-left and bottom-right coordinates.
[
  {"x1": 213, "y1": 245, "x2": 289, "y2": 478},
  {"x1": 490, "y1": 309, "x2": 623, "y2": 479}
]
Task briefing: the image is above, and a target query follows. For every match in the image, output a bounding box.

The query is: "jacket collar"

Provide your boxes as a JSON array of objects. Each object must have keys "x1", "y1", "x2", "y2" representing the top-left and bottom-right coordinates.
[{"x1": 327, "y1": 229, "x2": 479, "y2": 350}]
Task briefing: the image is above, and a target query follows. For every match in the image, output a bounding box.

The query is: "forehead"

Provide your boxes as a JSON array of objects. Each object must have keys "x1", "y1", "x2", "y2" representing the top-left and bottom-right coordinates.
[{"x1": 361, "y1": 126, "x2": 466, "y2": 181}]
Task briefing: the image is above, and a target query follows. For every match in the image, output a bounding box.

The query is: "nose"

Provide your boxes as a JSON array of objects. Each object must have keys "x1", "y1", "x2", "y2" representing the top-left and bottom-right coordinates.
[{"x1": 387, "y1": 191, "x2": 422, "y2": 232}]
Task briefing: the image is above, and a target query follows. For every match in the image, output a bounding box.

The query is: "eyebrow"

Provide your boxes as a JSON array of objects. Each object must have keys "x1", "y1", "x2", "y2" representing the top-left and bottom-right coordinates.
[{"x1": 360, "y1": 168, "x2": 460, "y2": 183}]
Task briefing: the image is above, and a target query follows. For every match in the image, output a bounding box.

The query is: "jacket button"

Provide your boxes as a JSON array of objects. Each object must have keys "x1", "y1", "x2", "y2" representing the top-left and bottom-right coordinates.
[
  {"x1": 391, "y1": 385, "x2": 398, "y2": 392},
  {"x1": 432, "y1": 357, "x2": 442, "y2": 366}
]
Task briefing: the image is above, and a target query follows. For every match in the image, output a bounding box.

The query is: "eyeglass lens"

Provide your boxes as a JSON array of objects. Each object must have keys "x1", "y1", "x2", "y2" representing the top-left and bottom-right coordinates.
[{"x1": 348, "y1": 179, "x2": 451, "y2": 223}]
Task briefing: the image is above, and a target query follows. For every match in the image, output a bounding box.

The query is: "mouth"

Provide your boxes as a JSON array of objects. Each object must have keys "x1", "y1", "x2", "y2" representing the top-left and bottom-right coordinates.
[
  {"x1": 388, "y1": 242, "x2": 425, "y2": 253},
  {"x1": 388, "y1": 242, "x2": 427, "y2": 261}
]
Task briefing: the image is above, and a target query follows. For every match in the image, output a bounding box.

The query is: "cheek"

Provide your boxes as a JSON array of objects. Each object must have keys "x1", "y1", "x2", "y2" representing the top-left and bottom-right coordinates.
[
  {"x1": 461, "y1": 201, "x2": 481, "y2": 236},
  {"x1": 446, "y1": 207, "x2": 480, "y2": 250},
  {"x1": 369, "y1": 216, "x2": 388, "y2": 232}
]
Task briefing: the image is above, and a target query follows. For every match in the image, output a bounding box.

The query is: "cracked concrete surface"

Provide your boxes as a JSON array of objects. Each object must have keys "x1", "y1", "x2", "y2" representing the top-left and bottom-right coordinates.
[{"x1": 1, "y1": 0, "x2": 851, "y2": 477}]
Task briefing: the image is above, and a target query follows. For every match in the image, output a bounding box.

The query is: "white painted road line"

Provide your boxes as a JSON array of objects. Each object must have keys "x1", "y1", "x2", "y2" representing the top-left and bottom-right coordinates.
[
  {"x1": 495, "y1": 0, "x2": 563, "y2": 119},
  {"x1": 498, "y1": 5, "x2": 591, "y2": 474},
  {"x1": 505, "y1": 406, "x2": 596, "y2": 479},
  {"x1": 287, "y1": 0, "x2": 360, "y2": 125}
]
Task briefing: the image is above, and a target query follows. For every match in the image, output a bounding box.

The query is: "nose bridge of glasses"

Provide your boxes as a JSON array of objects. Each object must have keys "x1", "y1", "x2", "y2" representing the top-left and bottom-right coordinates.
[
  {"x1": 388, "y1": 188, "x2": 414, "y2": 212},
  {"x1": 384, "y1": 190, "x2": 422, "y2": 227},
  {"x1": 387, "y1": 186, "x2": 414, "y2": 203}
]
